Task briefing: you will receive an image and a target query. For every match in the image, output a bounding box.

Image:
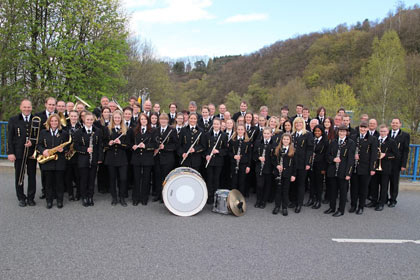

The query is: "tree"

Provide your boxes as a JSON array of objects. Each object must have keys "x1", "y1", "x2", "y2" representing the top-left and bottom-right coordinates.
[
  {"x1": 403, "y1": 53, "x2": 420, "y2": 132},
  {"x1": 311, "y1": 83, "x2": 359, "y2": 117},
  {"x1": 359, "y1": 30, "x2": 406, "y2": 123},
  {"x1": 225, "y1": 91, "x2": 245, "y2": 113}
]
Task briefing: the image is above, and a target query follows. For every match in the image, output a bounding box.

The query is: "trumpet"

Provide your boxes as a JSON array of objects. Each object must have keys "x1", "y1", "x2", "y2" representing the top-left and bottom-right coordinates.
[
  {"x1": 37, "y1": 136, "x2": 72, "y2": 164},
  {"x1": 376, "y1": 142, "x2": 385, "y2": 171}
]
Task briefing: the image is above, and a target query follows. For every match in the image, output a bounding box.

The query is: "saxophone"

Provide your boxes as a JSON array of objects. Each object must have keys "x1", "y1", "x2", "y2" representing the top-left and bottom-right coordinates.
[{"x1": 37, "y1": 135, "x2": 72, "y2": 164}]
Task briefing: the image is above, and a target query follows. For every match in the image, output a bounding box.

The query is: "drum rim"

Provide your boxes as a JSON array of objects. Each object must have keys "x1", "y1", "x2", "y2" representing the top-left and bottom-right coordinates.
[{"x1": 162, "y1": 172, "x2": 208, "y2": 217}]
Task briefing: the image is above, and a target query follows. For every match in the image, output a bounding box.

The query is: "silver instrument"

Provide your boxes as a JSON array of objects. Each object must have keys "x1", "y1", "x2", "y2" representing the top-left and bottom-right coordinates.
[
  {"x1": 205, "y1": 133, "x2": 222, "y2": 168},
  {"x1": 154, "y1": 129, "x2": 173, "y2": 157},
  {"x1": 88, "y1": 132, "x2": 94, "y2": 168},
  {"x1": 275, "y1": 148, "x2": 286, "y2": 185},
  {"x1": 234, "y1": 141, "x2": 242, "y2": 174},
  {"x1": 259, "y1": 144, "x2": 267, "y2": 176},
  {"x1": 335, "y1": 141, "x2": 344, "y2": 177},
  {"x1": 180, "y1": 132, "x2": 202, "y2": 165},
  {"x1": 310, "y1": 138, "x2": 317, "y2": 171}
]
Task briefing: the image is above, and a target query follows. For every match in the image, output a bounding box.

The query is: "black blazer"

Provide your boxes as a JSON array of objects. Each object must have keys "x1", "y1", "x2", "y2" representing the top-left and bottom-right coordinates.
[
  {"x1": 155, "y1": 127, "x2": 178, "y2": 165},
  {"x1": 390, "y1": 130, "x2": 410, "y2": 169},
  {"x1": 374, "y1": 137, "x2": 399, "y2": 175},
  {"x1": 35, "y1": 110, "x2": 55, "y2": 130},
  {"x1": 104, "y1": 128, "x2": 130, "y2": 166},
  {"x1": 232, "y1": 111, "x2": 247, "y2": 122},
  {"x1": 177, "y1": 126, "x2": 206, "y2": 166},
  {"x1": 245, "y1": 125, "x2": 259, "y2": 143},
  {"x1": 253, "y1": 139, "x2": 275, "y2": 175},
  {"x1": 37, "y1": 129, "x2": 69, "y2": 171},
  {"x1": 326, "y1": 138, "x2": 356, "y2": 178},
  {"x1": 312, "y1": 136, "x2": 328, "y2": 172},
  {"x1": 73, "y1": 126, "x2": 104, "y2": 168},
  {"x1": 128, "y1": 127, "x2": 158, "y2": 166},
  {"x1": 197, "y1": 118, "x2": 213, "y2": 133},
  {"x1": 7, "y1": 114, "x2": 38, "y2": 159},
  {"x1": 350, "y1": 133, "x2": 378, "y2": 175},
  {"x1": 63, "y1": 123, "x2": 82, "y2": 164},
  {"x1": 292, "y1": 131, "x2": 314, "y2": 170},
  {"x1": 272, "y1": 149, "x2": 296, "y2": 179},
  {"x1": 204, "y1": 131, "x2": 228, "y2": 167},
  {"x1": 168, "y1": 113, "x2": 177, "y2": 126},
  {"x1": 228, "y1": 138, "x2": 252, "y2": 168}
]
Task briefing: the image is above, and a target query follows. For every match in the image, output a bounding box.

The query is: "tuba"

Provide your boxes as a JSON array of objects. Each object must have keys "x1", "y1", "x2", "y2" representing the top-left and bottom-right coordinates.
[{"x1": 37, "y1": 135, "x2": 72, "y2": 164}]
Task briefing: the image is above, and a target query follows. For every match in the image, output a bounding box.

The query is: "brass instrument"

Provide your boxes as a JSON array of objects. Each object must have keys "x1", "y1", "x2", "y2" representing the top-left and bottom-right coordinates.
[
  {"x1": 65, "y1": 143, "x2": 76, "y2": 160},
  {"x1": 205, "y1": 133, "x2": 222, "y2": 168},
  {"x1": 112, "y1": 97, "x2": 123, "y2": 111},
  {"x1": 37, "y1": 135, "x2": 72, "y2": 164},
  {"x1": 180, "y1": 132, "x2": 202, "y2": 165},
  {"x1": 18, "y1": 116, "x2": 41, "y2": 186},
  {"x1": 58, "y1": 112, "x2": 67, "y2": 127},
  {"x1": 376, "y1": 141, "x2": 383, "y2": 171},
  {"x1": 75, "y1": 96, "x2": 92, "y2": 108}
]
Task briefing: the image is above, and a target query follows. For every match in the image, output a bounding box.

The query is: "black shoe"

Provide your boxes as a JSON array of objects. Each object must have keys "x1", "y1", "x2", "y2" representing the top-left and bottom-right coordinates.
[
  {"x1": 333, "y1": 211, "x2": 344, "y2": 217},
  {"x1": 153, "y1": 196, "x2": 160, "y2": 202},
  {"x1": 69, "y1": 195, "x2": 75, "y2": 201},
  {"x1": 254, "y1": 202, "x2": 260, "y2": 208},
  {"x1": 111, "y1": 198, "x2": 118, "y2": 206},
  {"x1": 46, "y1": 201, "x2": 53, "y2": 209},
  {"x1": 375, "y1": 205, "x2": 384, "y2": 211},
  {"x1": 27, "y1": 200, "x2": 36, "y2": 206},
  {"x1": 356, "y1": 208, "x2": 364, "y2": 215},
  {"x1": 39, "y1": 193, "x2": 46, "y2": 199},
  {"x1": 132, "y1": 200, "x2": 138, "y2": 206},
  {"x1": 259, "y1": 202, "x2": 266, "y2": 209},
  {"x1": 18, "y1": 200, "x2": 27, "y2": 207},
  {"x1": 322, "y1": 199, "x2": 329, "y2": 204},
  {"x1": 324, "y1": 208, "x2": 335, "y2": 214},
  {"x1": 288, "y1": 202, "x2": 296, "y2": 209},
  {"x1": 295, "y1": 205, "x2": 301, "y2": 213},
  {"x1": 388, "y1": 202, "x2": 396, "y2": 208},
  {"x1": 366, "y1": 202, "x2": 376, "y2": 208},
  {"x1": 88, "y1": 198, "x2": 94, "y2": 206},
  {"x1": 272, "y1": 207, "x2": 280, "y2": 215},
  {"x1": 74, "y1": 195, "x2": 80, "y2": 201},
  {"x1": 282, "y1": 208, "x2": 288, "y2": 216},
  {"x1": 120, "y1": 198, "x2": 127, "y2": 207},
  {"x1": 304, "y1": 199, "x2": 314, "y2": 207},
  {"x1": 57, "y1": 201, "x2": 63, "y2": 209},
  {"x1": 141, "y1": 200, "x2": 148, "y2": 205},
  {"x1": 312, "y1": 201, "x2": 321, "y2": 209},
  {"x1": 349, "y1": 206, "x2": 357, "y2": 213},
  {"x1": 82, "y1": 198, "x2": 89, "y2": 207}
]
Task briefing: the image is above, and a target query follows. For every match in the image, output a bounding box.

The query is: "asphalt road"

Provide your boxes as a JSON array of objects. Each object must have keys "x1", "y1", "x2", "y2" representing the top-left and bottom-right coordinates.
[{"x1": 1, "y1": 166, "x2": 420, "y2": 280}]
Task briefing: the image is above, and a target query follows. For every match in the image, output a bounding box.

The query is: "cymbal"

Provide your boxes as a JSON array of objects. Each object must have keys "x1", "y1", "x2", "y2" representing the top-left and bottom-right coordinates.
[{"x1": 227, "y1": 189, "x2": 246, "y2": 217}]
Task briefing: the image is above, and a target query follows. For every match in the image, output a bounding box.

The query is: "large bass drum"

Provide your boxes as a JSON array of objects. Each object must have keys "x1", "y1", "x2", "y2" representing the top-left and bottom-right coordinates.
[{"x1": 162, "y1": 167, "x2": 208, "y2": 217}]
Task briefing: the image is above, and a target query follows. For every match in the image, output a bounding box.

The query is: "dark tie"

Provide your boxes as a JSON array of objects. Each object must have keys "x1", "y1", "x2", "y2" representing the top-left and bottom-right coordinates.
[
  {"x1": 126, "y1": 122, "x2": 129, "y2": 127},
  {"x1": 191, "y1": 127, "x2": 194, "y2": 132},
  {"x1": 315, "y1": 139, "x2": 319, "y2": 145},
  {"x1": 161, "y1": 129, "x2": 165, "y2": 134},
  {"x1": 142, "y1": 128, "x2": 145, "y2": 134},
  {"x1": 87, "y1": 129, "x2": 91, "y2": 134},
  {"x1": 265, "y1": 140, "x2": 268, "y2": 145},
  {"x1": 116, "y1": 127, "x2": 119, "y2": 133},
  {"x1": 204, "y1": 121, "x2": 208, "y2": 126},
  {"x1": 380, "y1": 139, "x2": 383, "y2": 144},
  {"x1": 242, "y1": 112, "x2": 245, "y2": 117},
  {"x1": 392, "y1": 132, "x2": 396, "y2": 138},
  {"x1": 339, "y1": 140, "x2": 343, "y2": 145},
  {"x1": 177, "y1": 128, "x2": 180, "y2": 133}
]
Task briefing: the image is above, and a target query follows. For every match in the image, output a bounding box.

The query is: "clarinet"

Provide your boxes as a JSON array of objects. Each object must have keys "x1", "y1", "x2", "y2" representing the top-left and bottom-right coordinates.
[
  {"x1": 88, "y1": 132, "x2": 94, "y2": 168},
  {"x1": 335, "y1": 142, "x2": 342, "y2": 177},
  {"x1": 235, "y1": 140, "x2": 242, "y2": 174},
  {"x1": 354, "y1": 137, "x2": 360, "y2": 174},
  {"x1": 259, "y1": 145, "x2": 267, "y2": 176},
  {"x1": 275, "y1": 148, "x2": 286, "y2": 185},
  {"x1": 310, "y1": 138, "x2": 317, "y2": 171}
]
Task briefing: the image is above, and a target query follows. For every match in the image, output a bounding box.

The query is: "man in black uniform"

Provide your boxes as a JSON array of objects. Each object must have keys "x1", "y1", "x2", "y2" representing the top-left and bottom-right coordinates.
[
  {"x1": 388, "y1": 118, "x2": 409, "y2": 207},
  {"x1": 232, "y1": 101, "x2": 248, "y2": 122},
  {"x1": 93, "y1": 96, "x2": 110, "y2": 119},
  {"x1": 324, "y1": 125, "x2": 355, "y2": 217},
  {"x1": 7, "y1": 99, "x2": 38, "y2": 207},
  {"x1": 349, "y1": 121, "x2": 378, "y2": 214}
]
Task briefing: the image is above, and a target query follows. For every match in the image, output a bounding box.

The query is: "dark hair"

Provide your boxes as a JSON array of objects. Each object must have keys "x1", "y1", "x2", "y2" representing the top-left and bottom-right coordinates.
[
  {"x1": 129, "y1": 96, "x2": 137, "y2": 101},
  {"x1": 296, "y1": 104, "x2": 303, "y2": 108},
  {"x1": 134, "y1": 113, "x2": 152, "y2": 134},
  {"x1": 316, "y1": 106, "x2": 326, "y2": 116},
  {"x1": 325, "y1": 117, "x2": 336, "y2": 141},
  {"x1": 282, "y1": 119, "x2": 293, "y2": 133},
  {"x1": 123, "y1": 106, "x2": 133, "y2": 113},
  {"x1": 281, "y1": 105, "x2": 289, "y2": 111},
  {"x1": 169, "y1": 102, "x2": 177, "y2": 108}
]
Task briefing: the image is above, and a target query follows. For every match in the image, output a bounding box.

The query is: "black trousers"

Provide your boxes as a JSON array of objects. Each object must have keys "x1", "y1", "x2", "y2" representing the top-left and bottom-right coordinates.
[
  {"x1": 275, "y1": 177, "x2": 290, "y2": 209},
  {"x1": 79, "y1": 166, "x2": 97, "y2": 199},
  {"x1": 245, "y1": 161, "x2": 257, "y2": 196},
  {"x1": 389, "y1": 168, "x2": 401, "y2": 203},
  {"x1": 256, "y1": 173, "x2": 272, "y2": 203},
  {"x1": 155, "y1": 162, "x2": 174, "y2": 200},
  {"x1": 65, "y1": 162, "x2": 79, "y2": 196},
  {"x1": 133, "y1": 165, "x2": 152, "y2": 203},
  {"x1": 221, "y1": 156, "x2": 231, "y2": 189},
  {"x1": 97, "y1": 163, "x2": 109, "y2": 193},
  {"x1": 44, "y1": 170, "x2": 64, "y2": 202},
  {"x1": 152, "y1": 159, "x2": 162, "y2": 196},
  {"x1": 372, "y1": 172, "x2": 390, "y2": 206},
  {"x1": 350, "y1": 174, "x2": 371, "y2": 209},
  {"x1": 206, "y1": 165, "x2": 222, "y2": 200},
  {"x1": 231, "y1": 163, "x2": 247, "y2": 195},
  {"x1": 310, "y1": 166, "x2": 324, "y2": 202},
  {"x1": 328, "y1": 177, "x2": 348, "y2": 213},
  {"x1": 14, "y1": 158, "x2": 37, "y2": 201},
  {"x1": 290, "y1": 169, "x2": 307, "y2": 206},
  {"x1": 108, "y1": 165, "x2": 127, "y2": 200}
]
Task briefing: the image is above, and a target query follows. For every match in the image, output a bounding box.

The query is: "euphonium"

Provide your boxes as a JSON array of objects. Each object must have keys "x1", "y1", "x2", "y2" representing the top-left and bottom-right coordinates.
[{"x1": 37, "y1": 135, "x2": 72, "y2": 164}]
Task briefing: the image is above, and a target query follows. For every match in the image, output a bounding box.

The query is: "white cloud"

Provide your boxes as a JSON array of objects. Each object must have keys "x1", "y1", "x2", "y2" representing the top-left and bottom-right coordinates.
[
  {"x1": 224, "y1": 13, "x2": 268, "y2": 23},
  {"x1": 130, "y1": 0, "x2": 214, "y2": 24},
  {"x1": 123, "y1": 0, "x2": 157, "y2": 9}
]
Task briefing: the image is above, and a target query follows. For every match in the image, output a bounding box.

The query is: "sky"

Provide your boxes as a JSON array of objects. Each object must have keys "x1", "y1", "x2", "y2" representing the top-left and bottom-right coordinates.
[{"x1": 123, "y1": 0, "x2": 420, "y2": 59}]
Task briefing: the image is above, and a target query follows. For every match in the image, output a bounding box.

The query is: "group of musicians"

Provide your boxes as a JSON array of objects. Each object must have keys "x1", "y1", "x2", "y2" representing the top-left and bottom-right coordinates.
[{"x1": 7, "y1": 97, "x2": 410, "y2": 217}]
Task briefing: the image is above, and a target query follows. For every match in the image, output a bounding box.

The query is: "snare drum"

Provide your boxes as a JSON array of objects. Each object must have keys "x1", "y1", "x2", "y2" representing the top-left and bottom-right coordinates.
[
  {"x1": 162, "y1": 167, "x2": 208, "y2": 217},
  {"x1": 212, "y1": 189, "x2": 230, "y2": 215},
  {"x1": 212, "y1": 189, "x2": 246, "y2": 217}
]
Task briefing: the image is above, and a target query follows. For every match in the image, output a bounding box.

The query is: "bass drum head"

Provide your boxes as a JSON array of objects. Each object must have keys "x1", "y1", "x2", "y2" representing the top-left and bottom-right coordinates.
[{"x1": 162, "y1": 167, "x2": 208, "y2": 217}]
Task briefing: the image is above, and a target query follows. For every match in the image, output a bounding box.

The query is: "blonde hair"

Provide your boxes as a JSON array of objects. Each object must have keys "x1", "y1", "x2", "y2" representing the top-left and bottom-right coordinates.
[
  {"x1": 108, "y1": 110, "x2": 127, "y2": 134},
  {"x1": 292, "y1": 117, "x2": 307, "y2": 134},
  {"x1": 232, "y1": 124, "x2": 250, "y2": 142},
  {"x1": 45, "y1": 114, "x2": 62, "y2": 131},
  {"x1": 268, "y1": 116, "x2": 281, "y2": 134}
]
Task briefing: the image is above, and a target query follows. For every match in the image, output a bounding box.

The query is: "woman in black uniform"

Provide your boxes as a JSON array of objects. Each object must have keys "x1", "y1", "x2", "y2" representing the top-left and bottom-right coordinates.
[
  {"x1": 64, "y1": 110, "x2": 81, "y2": 201},
  {"x1": 95, "y1": 106, "x2": 111, "y2": 194}
]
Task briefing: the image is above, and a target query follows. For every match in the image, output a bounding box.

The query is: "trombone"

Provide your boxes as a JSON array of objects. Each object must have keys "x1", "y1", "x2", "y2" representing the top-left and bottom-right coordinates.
[{"x1": 18, "y1": 116, "x2": 41, "y2": 186}]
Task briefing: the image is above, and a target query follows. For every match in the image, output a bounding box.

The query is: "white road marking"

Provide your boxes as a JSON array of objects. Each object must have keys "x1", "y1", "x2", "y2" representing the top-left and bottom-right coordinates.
[{"x1": 332, "y1": 238, "x2": 420, "y2": 244}]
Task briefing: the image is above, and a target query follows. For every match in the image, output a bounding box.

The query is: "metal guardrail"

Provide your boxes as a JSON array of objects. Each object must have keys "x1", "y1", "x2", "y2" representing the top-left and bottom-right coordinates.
[
  {"x1": 0, "y1": 121, "x2": 419, "y2": 180},
  {"x1": 401, "y1": 144, "x2": 420, "y2": 182},
  {"x1": 0, "y1": 121, "x2": 7, "y2": 158}
]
